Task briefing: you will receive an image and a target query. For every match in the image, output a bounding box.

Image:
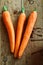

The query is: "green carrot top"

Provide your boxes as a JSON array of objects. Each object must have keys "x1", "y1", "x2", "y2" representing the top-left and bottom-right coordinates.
[
  {"x1": 21, "y1": 0, "x2": 25, "y2": 13},
  {"x1": 3, "y1": 5, "x2": 8, "y2": 11},
  {"x1": 21, "y1": 7, "x2": 25, "y2": 13},
  {"x1": 34, "y1": 8, "x2": 37, "y2": 11}
]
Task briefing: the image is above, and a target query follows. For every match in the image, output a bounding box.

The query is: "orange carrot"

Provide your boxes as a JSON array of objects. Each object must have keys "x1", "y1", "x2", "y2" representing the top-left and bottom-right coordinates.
[
  {"x1": 14, "y1": 8, "x2": 26, "y2": 57},
  {"x1": 2, "y1": 6, "x2": 15, "y2": 53},
  {"x1": 18, "y1": 10, "x2": 37, "y2": 58}
]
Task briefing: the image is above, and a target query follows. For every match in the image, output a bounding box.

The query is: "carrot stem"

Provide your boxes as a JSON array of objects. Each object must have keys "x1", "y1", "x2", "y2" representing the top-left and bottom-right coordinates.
[
  {"x1": 21, "y1": 0, "x2": 25, "y2": 13},
  {"x1": 3, "y1": 5, "x2": 8, "y2": 11},
  {"x1": 34, "y1": 8, "x2": 37, "y2": 11}
]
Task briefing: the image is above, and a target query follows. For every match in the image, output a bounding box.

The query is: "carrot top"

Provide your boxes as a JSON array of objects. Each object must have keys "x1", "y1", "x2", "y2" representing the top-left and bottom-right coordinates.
[
  {"x1": 21, "y1": 0, "x2": 25, "y2": 13},
  {"x1": 3, "y1": 5, "x2": 8, "y2": 11},
  {"x1": 34, "y1": 8, "x2": 37, "y2": 11},
  {"x1": 21, "y1": 7, "x2": 25, "y2": 13}
]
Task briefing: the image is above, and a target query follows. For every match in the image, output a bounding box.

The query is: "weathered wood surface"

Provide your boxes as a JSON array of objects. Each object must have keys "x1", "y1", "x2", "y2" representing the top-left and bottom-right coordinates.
[{"x1": 0, "y1": 0, "x2": 43, "y2": 65}]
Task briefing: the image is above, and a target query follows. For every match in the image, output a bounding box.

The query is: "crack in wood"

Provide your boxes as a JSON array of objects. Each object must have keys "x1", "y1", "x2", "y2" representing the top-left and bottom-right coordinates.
[
  {"x1": 30, "y1": 28, "x2": 43, "y2": 41},
  {"x1": 31, "y1": 39, "x2": 43, "y2": 41},
  {"x1": 30, "y1": 27, "x2": 43, "y2": 41},
  {"x1": 33, "y1": 27, "x2": 43, "y2": 30},
  {"x1": 31, "y1": 49, "x2": 43, "y2": 55},
  {"x1": 33, "y1": 32, "x2": 43, "y2": 37}
]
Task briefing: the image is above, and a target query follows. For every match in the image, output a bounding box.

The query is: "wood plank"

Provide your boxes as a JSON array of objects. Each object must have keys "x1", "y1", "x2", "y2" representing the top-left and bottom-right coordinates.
[{"x1": 0, "y1": 0, "x2": 43, "y2": 65}]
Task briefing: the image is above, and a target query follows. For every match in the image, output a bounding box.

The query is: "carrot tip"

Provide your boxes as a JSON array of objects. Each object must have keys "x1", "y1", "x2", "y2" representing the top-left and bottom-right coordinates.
[{"x1": 3, "y1": 5, "x2": 8, "y2": 11}]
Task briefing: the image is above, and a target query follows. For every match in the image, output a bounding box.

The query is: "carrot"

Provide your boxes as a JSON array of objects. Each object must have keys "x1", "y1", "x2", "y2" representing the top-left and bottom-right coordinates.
[
  {"x1": 14, "y1": 7, "x2": 26, "y2": 57},
  {"x1": 18, "y1": 10, "x2": 37, "y2": 58},
  {"x1": 2, "y1": 6, "x2": 15, "y2": 53}
]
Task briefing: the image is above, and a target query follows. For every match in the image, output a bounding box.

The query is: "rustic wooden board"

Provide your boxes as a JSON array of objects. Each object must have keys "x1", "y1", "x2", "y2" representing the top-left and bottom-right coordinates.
[{"x1": 0, "y1": 0, "x2": 43, "y2": 65}]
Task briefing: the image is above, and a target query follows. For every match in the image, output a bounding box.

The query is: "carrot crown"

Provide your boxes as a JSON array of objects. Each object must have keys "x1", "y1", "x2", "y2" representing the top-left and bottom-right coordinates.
[
  {"x1": 3, "y1": 5, "x2": 8, "y2": 11},
  {"x1": 21, "y1": 7, "x2": 25, "y2": 13},
  {"x1": 34, "y1": 8, "x2": 37, "y2": 11}
]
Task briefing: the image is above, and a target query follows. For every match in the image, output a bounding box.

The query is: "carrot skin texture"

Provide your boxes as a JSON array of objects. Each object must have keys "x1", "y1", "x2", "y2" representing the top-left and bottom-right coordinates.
[
  {"x1": 18, "y1": 11, "x2": 37, "y2": 58},
  {"x1": 14, "y1": 13, "x2": 26, "y2": 57},
  {"x1": 2, "y1": 11, "x2": 15, "y2": 53}
]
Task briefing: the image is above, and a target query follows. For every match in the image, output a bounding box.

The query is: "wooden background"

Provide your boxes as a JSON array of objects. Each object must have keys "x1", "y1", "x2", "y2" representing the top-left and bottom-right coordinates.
[{"x1": 0, "y1": 0, "x2": 43, "y2": 65}]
